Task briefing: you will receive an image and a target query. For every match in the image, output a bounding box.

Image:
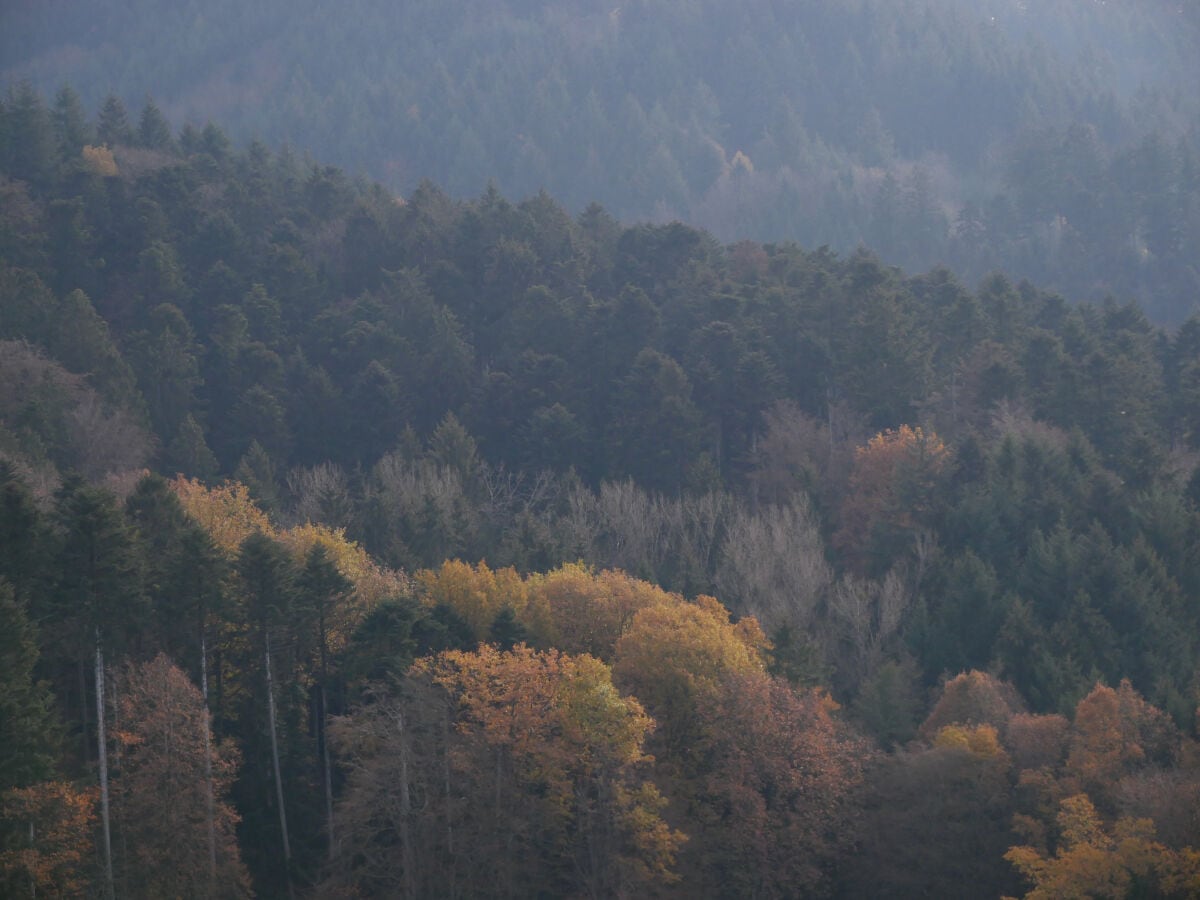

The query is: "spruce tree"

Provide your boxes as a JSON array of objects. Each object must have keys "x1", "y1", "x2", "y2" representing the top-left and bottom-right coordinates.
[{"x1": 0, "y1": 582, "x2": 59, "y2": 792}]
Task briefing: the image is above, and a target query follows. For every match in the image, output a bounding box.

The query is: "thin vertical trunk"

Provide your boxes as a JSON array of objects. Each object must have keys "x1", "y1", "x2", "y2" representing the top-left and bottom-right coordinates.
[
  {"x1": 265, "y1": 629, "x2": 293, "y2": 899},
  {"x1": 201, "y1": 629, "x2": 217, "y2": 889},
  {"x1": 28, "y1": 821, "x2": 35, "y2": 899},
  {"x1": 110, "y1": 675, "x2": 128, "y2": 899},
  {"x1": 78, "y1": 659, "x2": 91, "y2": 764},
  {"x1": 396, "y1": 709, "x2": 414, "y2": 899},
  {"x1": 321, "y1": 684, "x2": 335, "y2": 863},
  {"x1": 319, "y1": 607, "x2": 335, "y2": 863},
  {"x1": 95, "y1": 632, "x2": 114, "y2": 900},
  {"x1": 443, "y1": 713, "x2": 453, "y2": 853}
]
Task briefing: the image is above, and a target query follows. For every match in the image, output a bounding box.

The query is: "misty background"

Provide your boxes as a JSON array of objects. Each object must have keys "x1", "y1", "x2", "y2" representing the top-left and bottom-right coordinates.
[{"x1": 4, "y1": 0, "x2": 1198, "y2": 320}]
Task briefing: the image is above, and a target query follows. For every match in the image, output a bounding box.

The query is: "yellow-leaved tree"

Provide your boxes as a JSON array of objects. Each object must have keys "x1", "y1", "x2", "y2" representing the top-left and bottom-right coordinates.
[
  {"x1": 527, "y1": 563, "x2": 675, "y2": 660},
  {"x1": 171, "y1": 477, "x2": 274, "y2": 555},
  {"x1": 1005, "y1": 794, "x2": 1200, "y2": 899},
  {"x1": 414, "y1": 559, "x2": 530, "y2": 642},
  {"x1": 330, "y1": 644, "x2": 684, "y2": 898},
  {"x1": 613, "y1": 593, "x2": 767, "y2": 759}
]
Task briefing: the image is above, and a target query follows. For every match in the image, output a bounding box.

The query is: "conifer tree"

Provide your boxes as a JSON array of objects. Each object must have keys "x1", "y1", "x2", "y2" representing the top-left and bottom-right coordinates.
[
  {"x1": 52, "y1": 479, "x2": 145, "y2": 900},
  {"x1": 0, "y1": 582, "x2": 58, "y2": 792},
  {"x1": 297, "y1": 544, "x2": 351, "y2": 862},
  {"x1": 236, "y1": 531, "x2": 300, "y2": 897}
]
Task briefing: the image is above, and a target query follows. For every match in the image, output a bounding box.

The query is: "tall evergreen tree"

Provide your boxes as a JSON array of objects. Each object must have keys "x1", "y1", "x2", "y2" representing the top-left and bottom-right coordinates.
[
  {"x1": 0, "y1": 582, "x2": 59, "y2": 792},
  {"x1": 51, "y1": 479, "x2": 145, "y2": 900}
]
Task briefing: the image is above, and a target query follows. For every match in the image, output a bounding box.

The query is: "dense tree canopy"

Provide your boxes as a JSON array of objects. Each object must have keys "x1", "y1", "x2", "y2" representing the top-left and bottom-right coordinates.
[{"x1": 1, "y1": 94, "x2": 1199, "y2": 896}]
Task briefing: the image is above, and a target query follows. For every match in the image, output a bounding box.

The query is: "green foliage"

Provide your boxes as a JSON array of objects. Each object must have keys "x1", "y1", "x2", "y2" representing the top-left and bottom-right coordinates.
[{"x1": 0, "y1": 582, "x2": 59, "y2": 791}]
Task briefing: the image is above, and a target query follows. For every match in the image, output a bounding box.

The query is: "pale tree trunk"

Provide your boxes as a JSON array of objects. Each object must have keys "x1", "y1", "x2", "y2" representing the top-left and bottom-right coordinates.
[
  {"x1": 395, "y1": 709, "x2": 414, "y2": 899},
  {"x1": 319, "y1": 606, "x2": 335, "y2": 863},
  {"x1": 95, "y1": 630, "x2": 114, "y2": 900},
  {"x1": 322, "y1": 684, "x2": 335, "y2": 864},
  {"x1": 264, "y1": 629, "x2": 294, "y2": 899},
  {"x1": 200, "y1": 630, "x2": 217, "y2": 890},
  {"x1": 110, "y1": 675, "x2": 128, "y2": 899},
  {"x1": 28, "y1": 821, "x2": 35, "y2": 898},
  {"x1": 442, "y1": 710, "x2": 456, "y2": 899}
]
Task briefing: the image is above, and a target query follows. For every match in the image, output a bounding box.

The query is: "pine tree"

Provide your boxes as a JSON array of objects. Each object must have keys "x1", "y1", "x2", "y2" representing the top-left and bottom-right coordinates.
[
  {"x1": 136, "y1": 98, "x2": 175, "y2": 152},
  {"x1": 95, "y1": 95, "x2": 134, "y2": 147},
  {"x1": 51, "y1": 479, "x2": 145, "y2": 900},
  {"x1": 235, "y1": 531, "x2": 300, "y2": 897},
  {"x1": 0, "y1": 582, "x2": 59, "y2": 792},
  {"x1": 297, "y1": 544, "x2": 351, "y2": 863}
]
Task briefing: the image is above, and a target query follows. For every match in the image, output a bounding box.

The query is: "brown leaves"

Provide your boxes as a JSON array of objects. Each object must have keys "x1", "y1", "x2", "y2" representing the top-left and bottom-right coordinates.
[
  {"x1": 113, "y1": 654, "x2": 250, "y2": 898},
  {"x1": 0, "y1": 781, "x2": 96, "y2": 897}
]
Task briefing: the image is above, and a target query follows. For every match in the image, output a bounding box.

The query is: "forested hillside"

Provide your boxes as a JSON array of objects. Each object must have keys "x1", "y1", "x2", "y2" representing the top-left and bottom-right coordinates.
[
  {"x1": 2, "y1": 90, "x2": 1200, "y2": 897},
  {"x1": 3, "y1": 0, "x2": 1199, "y2": 321}
]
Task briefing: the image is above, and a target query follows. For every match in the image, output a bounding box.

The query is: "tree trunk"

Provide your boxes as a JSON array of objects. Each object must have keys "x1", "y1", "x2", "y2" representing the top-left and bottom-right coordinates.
[
  {"x1": 396, "y1": 709, "x2": 414, "y2": 899},
  {"x1": 78, "y1": 659, "x2": 90, "y2": 764},
  {"x1": 322, "y1": 684, "x2": 335, "y2": 864},
  {"x1": 265, "y1": 629, "x2": 293, "y2": 899},
  {"x1": 95, "y1": 632, "x2": 114, "y2": 900},
  {"x1": 110, "y1": 675, "x2": 128, "y2": 899},
  {"x1": 201, "y1": 629, "x2": 217, "y2": 889},
  {"x1": 319, "y1": 608, "x2": 335, "y2": 863},
  {"x1": 28, "y1": 820, "x2": 36, "y2": 899}
]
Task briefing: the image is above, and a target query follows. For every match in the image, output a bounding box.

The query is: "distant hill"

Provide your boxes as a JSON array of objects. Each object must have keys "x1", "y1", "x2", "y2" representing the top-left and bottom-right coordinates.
[{"x1": 2, "y1": 0, "x2": 1199, "y2": 319}]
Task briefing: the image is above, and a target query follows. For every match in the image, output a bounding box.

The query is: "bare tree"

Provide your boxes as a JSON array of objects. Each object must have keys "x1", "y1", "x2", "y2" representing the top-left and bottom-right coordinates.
[
  {"x1": 286, "y1": 461, "x2": 354, "y2": 528},
  {"x1": 824, "y1": 568, "x2": 911, "y2": 694},
  {"x1": 716, "y1": 495, "x2": 832, "y2": 634}
]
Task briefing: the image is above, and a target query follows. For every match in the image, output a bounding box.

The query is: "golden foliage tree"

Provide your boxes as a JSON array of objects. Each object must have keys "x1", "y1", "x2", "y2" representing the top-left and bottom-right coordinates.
[
  {"x1": 527, "y1": 563, "x2": 674, "y2": 660},
  {"x1": 613, "y1": 594, "x2": 766, "y2": 760},
  {"x1": 414, "y1": 559, "x2": 529, "y2": 642},
  {"x1": 331, "y1": 645, "x2": 683, "y2": 898},
  {"x1": 1005, "y1": 794, "x2": 1200, "y2": 900},
  {"x1": 171, "y1": 477, "x2": 274, "y2": 554},
  {"x1": 81, "y1": 144, "x2": 118, "y2": 177}
]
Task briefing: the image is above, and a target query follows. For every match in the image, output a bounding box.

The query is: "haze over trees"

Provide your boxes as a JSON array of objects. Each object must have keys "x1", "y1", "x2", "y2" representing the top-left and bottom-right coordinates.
[
  {"x1": 1, "y1": 15, "x2": 1199, "y2": 896},
  {"x1": 3, "y1": 0, "x2": 1199, "y2": 320}
]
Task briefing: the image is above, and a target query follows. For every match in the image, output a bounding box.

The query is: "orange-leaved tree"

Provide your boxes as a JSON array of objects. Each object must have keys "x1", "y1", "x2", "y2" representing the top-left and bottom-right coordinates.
[
  {"x1": 113, "y1": 653, "x2": 250, "y2": 898},
  {"x1": 919, "y1": 670, "x2": 1026, "y2": 741},
  {"x1": 834, "y1": 424, "x2": 949, "y2": 574},
  {"x1": 1065, "y1": 680, "x2": 1179, "y2": 811},
  {"x1": 0, "y1": 781, "x2": 97, "y2": 897},
  {"x1": 691, "y1": 672, "x2": 868, "y2": 897}
]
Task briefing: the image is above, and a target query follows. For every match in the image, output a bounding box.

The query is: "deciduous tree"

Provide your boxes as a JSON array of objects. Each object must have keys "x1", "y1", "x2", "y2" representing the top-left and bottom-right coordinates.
[{"x1": 113, "y1": 654, "x2": 250, "y2": 898}]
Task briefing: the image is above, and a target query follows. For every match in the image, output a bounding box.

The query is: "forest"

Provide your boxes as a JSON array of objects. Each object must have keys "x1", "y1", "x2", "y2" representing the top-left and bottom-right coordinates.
[
  {"x1": 1, "y1": 84, "x2": 1200, "y2": 897},
  {"x1": 3, "y1": 0, "x2": 1199, "y2": 323}
]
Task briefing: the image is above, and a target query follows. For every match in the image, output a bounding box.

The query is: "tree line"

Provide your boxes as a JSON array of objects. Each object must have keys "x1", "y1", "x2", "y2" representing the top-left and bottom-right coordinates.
[{"x1": 4, "y1": 0, "x2": 1198, "y2": 320}]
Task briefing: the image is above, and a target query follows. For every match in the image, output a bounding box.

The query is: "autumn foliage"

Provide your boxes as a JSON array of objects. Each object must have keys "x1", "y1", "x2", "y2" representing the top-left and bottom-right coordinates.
[
  {"x1": 0, "y1": 781, "x2": 96, "y2": 897},
  {"x1": 834, "y1": 424, "x2": 949, "y2": 573},
  {"x1": 113, "y1": 654, "x2": 250, "y2": 898}
]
